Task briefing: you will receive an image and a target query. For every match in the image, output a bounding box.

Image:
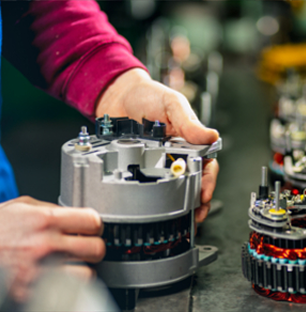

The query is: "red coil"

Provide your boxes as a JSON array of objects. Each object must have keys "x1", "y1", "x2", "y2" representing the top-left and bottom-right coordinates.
[
  {"x1": 249, "y1": 231, "x2": 306, "y2": 260},
  {"x1": 253, "y1": 285, "x2": 306, "y2": 303}
]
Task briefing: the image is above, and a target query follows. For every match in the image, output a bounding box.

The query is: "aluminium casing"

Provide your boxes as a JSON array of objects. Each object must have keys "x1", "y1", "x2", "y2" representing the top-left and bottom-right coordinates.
[{"x1": 59, "y1": 136, "x2": 222, "y2": 223}]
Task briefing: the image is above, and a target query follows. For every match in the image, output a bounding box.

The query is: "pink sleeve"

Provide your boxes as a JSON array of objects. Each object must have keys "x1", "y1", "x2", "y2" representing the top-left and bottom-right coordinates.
[{"x1": 3, "y1": 0, "x2": 148, "y2": 119}]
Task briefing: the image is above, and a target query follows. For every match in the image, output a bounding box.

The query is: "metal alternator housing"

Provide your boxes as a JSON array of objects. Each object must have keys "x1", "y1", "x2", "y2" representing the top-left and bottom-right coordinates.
[{"x1": 59, "y1": 116, "x2": 221, "y2": 309}]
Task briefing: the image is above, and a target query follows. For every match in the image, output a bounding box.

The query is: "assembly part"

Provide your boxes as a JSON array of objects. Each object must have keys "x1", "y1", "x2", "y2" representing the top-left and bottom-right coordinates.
[
  {"x1": 242, "y1": 243, "x2": 306, "y2": 293},
  {"x1": 59, "y1": 128, "x2": 221, "y2": 223},
  {"x1": 101, "y1": 114, "x2": 113, "y2": 135},
  {"x1": 258, "y1": 166, "x2": 269, "y2": 199},
  {"x1": 274, "y1": 181, "x2": 281, "y2": 211},
  {"x1": 95, "y1": 245, "x2": 218, "y2": 289},
  {"x1": 59, "y1": 118, "x2": 221, "y2": 310},
  {"x1": 170, "y1": 158, "x2": 186, "y2": 177},
  {"x1": 74, "y1": 126, "x2": 92, "y2": 152},
  {"x1": 242, "y1": 166, "x2": 306, "y2": 303}
]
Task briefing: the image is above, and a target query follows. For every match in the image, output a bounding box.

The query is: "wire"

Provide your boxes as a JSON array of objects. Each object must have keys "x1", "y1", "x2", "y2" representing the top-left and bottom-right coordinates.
[
  {"x1": 253, "y1": 284, "x2": 306, "y2": 303},
  {"x1": 249, "y1": 231, "x2": 306, "y2": 260},
  {"x1": 167, "y1": 153, "x2": 175, "y2": 162}
]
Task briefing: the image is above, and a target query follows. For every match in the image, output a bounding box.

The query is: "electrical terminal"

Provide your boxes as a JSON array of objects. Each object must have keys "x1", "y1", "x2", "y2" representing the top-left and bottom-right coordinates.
[{"x1": 170, "y1": 158, "x2": 186, "y2": 177}]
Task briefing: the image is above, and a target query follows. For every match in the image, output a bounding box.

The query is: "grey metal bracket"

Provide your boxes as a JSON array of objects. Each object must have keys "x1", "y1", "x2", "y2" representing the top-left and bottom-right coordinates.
[{"x1": 96, "y1": 245, "x2": 218, "y2": 289}]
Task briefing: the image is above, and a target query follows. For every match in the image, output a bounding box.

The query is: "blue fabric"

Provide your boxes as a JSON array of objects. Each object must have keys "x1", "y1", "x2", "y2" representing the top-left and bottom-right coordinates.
[
  {"x1": 0, "y1": 4, "x2": 19, "y2": 202},
  {"x1": 0, "y1": 146, "x2": 18, "y2": 201}
]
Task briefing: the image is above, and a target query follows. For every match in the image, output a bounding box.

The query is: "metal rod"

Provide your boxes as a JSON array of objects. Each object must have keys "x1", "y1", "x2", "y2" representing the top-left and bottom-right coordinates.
[
  {"x1": 261, "y1": 166, "x2": 267, "y2": 187},
  {"x1": 275, "y1": 181, "x2": 281, "y2": 211}
]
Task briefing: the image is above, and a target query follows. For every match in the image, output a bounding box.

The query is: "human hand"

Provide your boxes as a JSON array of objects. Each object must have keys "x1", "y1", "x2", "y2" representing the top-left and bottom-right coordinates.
[
  {"x1": 96, "y1": 68, "x2": 219, "y2": 222},
  {"x1": 0, "y1": 196, "x2": 105, "y2": 302}
]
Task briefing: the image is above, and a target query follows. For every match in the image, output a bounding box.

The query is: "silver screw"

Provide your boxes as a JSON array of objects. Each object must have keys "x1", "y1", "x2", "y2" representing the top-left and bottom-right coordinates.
[
  {"x1": 102, "y1": 114, "x2": 113, "y2": 135},
  {"x1": 78, "y1": 126, "x2": 90, "y2": 146}
]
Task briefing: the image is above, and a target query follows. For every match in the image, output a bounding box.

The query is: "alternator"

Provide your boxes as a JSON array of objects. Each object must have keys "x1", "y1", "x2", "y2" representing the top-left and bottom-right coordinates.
[{"x1": 59, "y1": 115, "x2": 222, "y2": 309}]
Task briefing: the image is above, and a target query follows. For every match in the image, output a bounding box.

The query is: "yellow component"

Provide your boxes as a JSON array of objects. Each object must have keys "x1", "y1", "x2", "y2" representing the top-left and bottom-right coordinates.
[
  {"x1": 167, "y1": 153, "x2": 175, "y2": 162},
  {"x1": 291, "y1": 131, "x2": 306, "y2": 141},
  {"x1": 286, "y1": 0, "x2": 304, "y2": 11},
  {"x1": 269, "y1": 208, "x2": 286, "y2": 215},
  {"x1": 258, "y1": 44, "x2": 306, "y2": 85},
  {"x1": 301, "y1": 195, "x2": 304, "y2": 200},
  {"x1": 170, "y1": 158, "x2": 186, "y2": 177}
]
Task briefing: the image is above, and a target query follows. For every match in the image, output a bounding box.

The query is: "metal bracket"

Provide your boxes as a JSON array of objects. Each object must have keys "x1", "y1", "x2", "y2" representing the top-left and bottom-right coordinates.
[{"x1": 96, "y1": 245, "x2": 218, "y2": 289}]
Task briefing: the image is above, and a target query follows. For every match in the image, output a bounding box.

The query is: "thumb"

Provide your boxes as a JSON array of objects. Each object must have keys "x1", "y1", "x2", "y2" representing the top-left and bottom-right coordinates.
[
  {"x1": 179, "y1": 117, "x2": 219, "y2": 145},
  {"x1": 165, "y1": 91, "x2": 219, "y2": 145}
]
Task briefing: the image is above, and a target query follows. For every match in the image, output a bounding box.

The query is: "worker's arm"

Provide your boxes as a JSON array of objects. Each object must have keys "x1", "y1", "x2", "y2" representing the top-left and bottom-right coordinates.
[{"x1": 2, "y1": 0, "x2": 219, "y2": 222}]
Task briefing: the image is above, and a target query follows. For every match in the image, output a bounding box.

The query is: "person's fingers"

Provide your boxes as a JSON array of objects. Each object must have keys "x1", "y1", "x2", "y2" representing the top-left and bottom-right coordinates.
[
  {"x1": 57, "y1": 235, "x2": 106, "y2": 263},
  {"x1": 195, "y1": 203, "x2": 211, "y2": 223},
  {"x1": 45, "y1": 208, "x2": 103, "y2": 236},
  {"x1": 0, "y1": 196, "x2": 59, "y2": 209},
  {"x1": 163, "y1": 91, "x2": 219, "y2": 144},
  {"x1": 201, "y1": 159, "x2": 219, "y2": 205},
  {"x1": 61, "y1": 264, "x2": 96, "y2": 282},
  {"x1": 17, "y1": 196, "x2": 59, "y2": 208}
]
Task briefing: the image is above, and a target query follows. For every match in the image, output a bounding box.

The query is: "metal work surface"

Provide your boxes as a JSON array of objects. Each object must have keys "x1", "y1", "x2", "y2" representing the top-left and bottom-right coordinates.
[{"x1": 136, "y1": 277, "x2": 193, "y2": 312}]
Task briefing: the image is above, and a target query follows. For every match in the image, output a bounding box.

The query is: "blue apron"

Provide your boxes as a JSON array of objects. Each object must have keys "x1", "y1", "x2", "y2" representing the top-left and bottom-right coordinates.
[{"x1": 0, "y1": 5, "x2": 19, "y2": 202}]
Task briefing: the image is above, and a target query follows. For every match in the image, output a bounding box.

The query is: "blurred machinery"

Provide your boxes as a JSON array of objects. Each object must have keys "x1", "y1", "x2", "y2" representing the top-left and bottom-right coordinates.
[
  {"x1": 283, "y1": 119, "x2": 306, "y2": 191},
  {"x1": 268, "y1": 70, "x2": 306, "y2": 185},
  {"x1": 145, "y1": 4, "x2": 223, "y2": 128},
  {"x1": 242, "y1": 166, "x2": 306, "y2": 303},
  {"x1": 59, "y1": 116, "x2": 222, "y2": 310}
]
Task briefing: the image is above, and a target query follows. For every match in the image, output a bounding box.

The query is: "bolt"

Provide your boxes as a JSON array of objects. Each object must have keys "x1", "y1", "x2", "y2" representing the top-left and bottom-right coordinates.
[
  {"x1": 102, "y1": 114, "x2": 113, "y2": 135},
  {"x1": 78, "y1": 126, "x2": 90, "y2": 146},
  {"x1": 75, "y1": 125, "x2": 91, "y2": 151},
  {"x1": 261, "y1": 166, "x2": 267, "y2": 187},
  {"x1": 104, "y1": 114, "x2": 110, "y2": 122},
  {"x1": 154, "y1": 120, "x2": 160, "y2": 126},
  {"x1": 275, "y1": 181, "x2": 281, "y2": 211}
]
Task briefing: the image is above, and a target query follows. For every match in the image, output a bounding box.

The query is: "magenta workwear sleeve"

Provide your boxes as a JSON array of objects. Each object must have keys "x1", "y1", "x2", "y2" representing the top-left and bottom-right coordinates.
[{"x1": 2, "y1": 0, "x2": 147, "y2": 119}]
